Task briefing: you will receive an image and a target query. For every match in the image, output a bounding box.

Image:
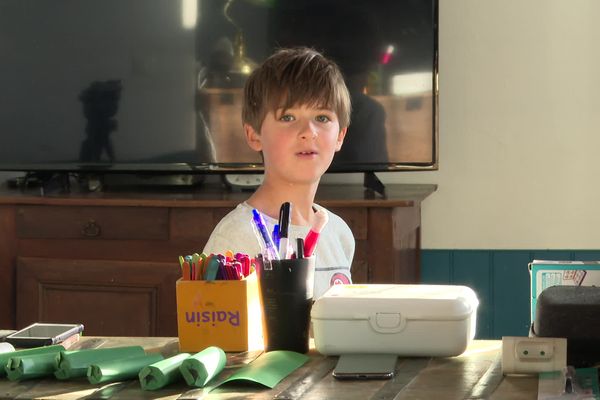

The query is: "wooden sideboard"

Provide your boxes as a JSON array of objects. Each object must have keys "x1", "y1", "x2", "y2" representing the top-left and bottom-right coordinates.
[{"x1": 0, "y1": 183, "x2": 436, "y2": 336}]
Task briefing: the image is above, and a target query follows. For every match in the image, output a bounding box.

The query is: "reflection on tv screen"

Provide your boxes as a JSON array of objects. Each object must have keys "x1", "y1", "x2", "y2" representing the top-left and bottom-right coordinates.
[{"x1": 0, "y1": 0, "x2": 437, "y2": 172}]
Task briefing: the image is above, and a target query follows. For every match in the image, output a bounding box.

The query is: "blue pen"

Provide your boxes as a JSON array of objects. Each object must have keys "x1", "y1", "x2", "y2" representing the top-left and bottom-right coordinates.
[
  {"x1": 251, "y1": 209, "x2": 280, "y2": 260},
  {"x1": 272, "y1": 224, "x2": 280, "y2": 249}
]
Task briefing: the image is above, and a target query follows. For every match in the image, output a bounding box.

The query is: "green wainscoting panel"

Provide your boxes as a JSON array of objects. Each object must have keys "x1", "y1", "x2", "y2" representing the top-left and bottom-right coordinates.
[
  {"x1": 420, "y1": 251, "x2": 451, "y2": 284},
  {"x1": 452, "y1": 251, "x2": 492, "y2": 339},
  {"x1": 572, "y1": 251, "x2": 600, "y2": 261},
  {"x1": 491, "y1": 252, "x2": 531, "y2": 337},
  {"x1": 531, "y1": 250, "x2": 571, "y2": 261},
  {"x1": 420, "y1": 249, "x2": 600, "y2": 339}
]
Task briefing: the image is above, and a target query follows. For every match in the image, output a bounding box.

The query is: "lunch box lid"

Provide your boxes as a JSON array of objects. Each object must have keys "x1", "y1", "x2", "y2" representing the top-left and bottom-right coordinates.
[{"x1": 311, "y1": 284, "x2": 478, "y2": 322}]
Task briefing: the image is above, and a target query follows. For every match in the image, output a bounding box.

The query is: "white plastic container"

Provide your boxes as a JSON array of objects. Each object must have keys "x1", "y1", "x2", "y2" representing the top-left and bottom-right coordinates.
[{"x1": 311, "y1": 284, "x2": 479, "y2": 356}]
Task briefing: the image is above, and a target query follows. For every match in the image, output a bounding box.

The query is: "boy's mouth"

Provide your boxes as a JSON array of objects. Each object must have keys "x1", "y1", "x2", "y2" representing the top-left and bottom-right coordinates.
[{"x1": 296, "y1": 150, "x2": 318, "y2": 156}]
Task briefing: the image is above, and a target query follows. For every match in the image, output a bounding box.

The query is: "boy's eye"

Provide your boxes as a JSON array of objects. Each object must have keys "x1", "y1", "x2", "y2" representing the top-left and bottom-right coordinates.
[
  {"x1": 315, "y1": 115, "x2": 331, "y2": 123},
  {"x1": 279, "y1": 114, "x2": 295, "y2": 122}
]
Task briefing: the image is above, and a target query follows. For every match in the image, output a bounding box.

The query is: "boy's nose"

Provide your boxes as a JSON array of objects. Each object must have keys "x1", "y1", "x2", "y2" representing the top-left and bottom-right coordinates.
[{"x1": 299, "y1": 120, "x2": 318, "y2": 139}]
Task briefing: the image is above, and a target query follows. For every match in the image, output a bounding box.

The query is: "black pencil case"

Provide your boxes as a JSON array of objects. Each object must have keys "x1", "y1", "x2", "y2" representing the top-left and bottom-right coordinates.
[{"x1": 533, "y1": 285, "x2": 600, "y2": 367}]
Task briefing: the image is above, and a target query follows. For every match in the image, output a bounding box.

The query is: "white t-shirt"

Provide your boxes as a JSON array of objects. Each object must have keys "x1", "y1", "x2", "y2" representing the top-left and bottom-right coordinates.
[{"x1": 203, "y1": 202, "x2": 354, "y2": 299}]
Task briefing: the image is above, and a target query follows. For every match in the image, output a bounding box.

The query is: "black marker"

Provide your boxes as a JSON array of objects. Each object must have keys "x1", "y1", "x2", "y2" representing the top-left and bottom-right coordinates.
[
  {"x1": 278, "y1": 202, "x2": 292, "y2": 259},
  {"x1": 296, "y1": 238, "x2": 304, "y2": 259}
]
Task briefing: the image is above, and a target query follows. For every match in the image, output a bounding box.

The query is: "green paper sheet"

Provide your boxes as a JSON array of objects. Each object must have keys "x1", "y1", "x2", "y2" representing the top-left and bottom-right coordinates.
[
  {"x1": 55, "y1": 346, "x2": 146, "y2": 380},
  {"x1": 180, "y1": 347, "x2": 226, "y2": 387},
  {"x1": 87, "y1": 353, "x2": 164, "y2": 384},
  {"x1": 139, "y1": 353, "x2": 191, "y2": 390},
  {"x1": 0, "y1": 345, "x2": 64, "y2": 378},
  {"x1": 218, "y1": 351, "x2": 309, "y2": 389},
  {"x1": 6, "y1": 350, "x2": 63, "y2": 381}
]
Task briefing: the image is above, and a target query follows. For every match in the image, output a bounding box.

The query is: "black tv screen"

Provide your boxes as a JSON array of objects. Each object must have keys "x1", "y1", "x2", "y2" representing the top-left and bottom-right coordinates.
[{"x1": 0, "y1": 0, "x2": 438, "y2": 174}]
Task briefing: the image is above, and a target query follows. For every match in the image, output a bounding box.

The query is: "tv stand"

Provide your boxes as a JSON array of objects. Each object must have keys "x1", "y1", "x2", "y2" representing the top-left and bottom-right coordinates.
[
  {"x1": 100, "y1": 173, "x2": 206, "y2": 189},
  {"x1": 0, "y1": 183, "x2": 436, "y2": 335},
  {"x1": 10, "y1": 172, "x2": 72, "y2": 195},
  {"x1": 363, "y1": 171, "x2": 386, "y2": 197},
  {"x1": 9, "y1": 172, "x2": 210, "y2": 194}
]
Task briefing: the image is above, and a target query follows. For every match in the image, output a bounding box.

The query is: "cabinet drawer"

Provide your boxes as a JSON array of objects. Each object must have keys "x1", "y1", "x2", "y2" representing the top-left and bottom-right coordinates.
[
  {"x1": 170, "y1": 207, "x2": 231, "y2": 243},
  {"x1": 16, "y1": 206, "x2": 168, "y2": 240},
  {"x1": 16, "y1": 257, "x2": 179, "y2": 336}
]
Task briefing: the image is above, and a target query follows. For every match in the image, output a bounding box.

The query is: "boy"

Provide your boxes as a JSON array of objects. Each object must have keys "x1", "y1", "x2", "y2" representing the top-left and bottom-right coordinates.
[{"x1": 203, "y1": 47, "x2": 354, "y2": 298}]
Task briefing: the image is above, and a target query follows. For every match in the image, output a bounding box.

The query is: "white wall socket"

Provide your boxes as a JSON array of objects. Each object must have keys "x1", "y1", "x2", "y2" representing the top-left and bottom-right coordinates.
[{"x1": 501, "y1": 336, "x2": 567, "y2": 375}]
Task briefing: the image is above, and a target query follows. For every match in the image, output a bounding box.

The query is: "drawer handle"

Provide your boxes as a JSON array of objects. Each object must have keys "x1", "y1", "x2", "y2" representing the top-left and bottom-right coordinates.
[{"x1": 82, "y1": 219, "x2": 101, "y2": 237}]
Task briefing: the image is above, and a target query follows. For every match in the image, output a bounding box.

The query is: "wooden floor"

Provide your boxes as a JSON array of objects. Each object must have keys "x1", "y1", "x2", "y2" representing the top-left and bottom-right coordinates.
[{"x1": 0, "y1": 338, "x2": 538, "y2": 399}]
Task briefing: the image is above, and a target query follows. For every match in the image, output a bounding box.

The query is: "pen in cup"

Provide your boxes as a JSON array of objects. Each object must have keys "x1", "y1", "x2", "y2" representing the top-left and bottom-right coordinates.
[
  {"x1": 278, "y1": 202, "x2": 292, "y2": 259},
  {"x1": 252, "y1": 209, "x2": 280, "y2": 260},
  {"x1": 304, "y1": 209, "x2": 328, "y2": 258},
  {"x1": 272, "y1": 224, "x2": 280, "y2": 249},
  {"x1": 296, "y1": 238, "x2": 304, "y2": 259}
]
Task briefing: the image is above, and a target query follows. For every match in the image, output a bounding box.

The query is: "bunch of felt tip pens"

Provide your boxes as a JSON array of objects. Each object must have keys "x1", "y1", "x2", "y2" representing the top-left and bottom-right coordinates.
[
  {"x1": 251, "y1": 202, "x2": 327, "y2": 262},
  {"x1": 178, "y1": 251, "x2": 254, "y2": 281}
]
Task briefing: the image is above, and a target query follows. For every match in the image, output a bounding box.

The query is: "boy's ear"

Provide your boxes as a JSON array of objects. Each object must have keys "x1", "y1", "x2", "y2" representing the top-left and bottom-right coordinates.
[
  {"x1": 244, "y1": 123, "x2": 262, "y2": 152},
  {"x1": 335, "y1": 127, "x2": 348, "y2": 152}
]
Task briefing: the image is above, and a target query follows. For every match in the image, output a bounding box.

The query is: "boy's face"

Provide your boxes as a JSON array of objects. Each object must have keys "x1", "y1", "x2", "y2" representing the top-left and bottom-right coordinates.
[{"x1": 244, "y1": 104, "x2": 347, "y2": 185}]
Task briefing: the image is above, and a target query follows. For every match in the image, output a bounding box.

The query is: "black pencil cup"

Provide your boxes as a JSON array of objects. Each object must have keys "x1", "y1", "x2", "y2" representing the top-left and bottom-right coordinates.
[{"x1": 256, "y1": 256, "x2": 315, "y2": 353}]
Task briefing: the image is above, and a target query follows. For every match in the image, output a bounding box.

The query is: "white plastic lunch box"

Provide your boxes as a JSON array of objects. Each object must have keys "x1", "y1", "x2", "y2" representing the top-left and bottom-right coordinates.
[{"x1": 311, "y1": 284, "x2": 478, "y2": 357}]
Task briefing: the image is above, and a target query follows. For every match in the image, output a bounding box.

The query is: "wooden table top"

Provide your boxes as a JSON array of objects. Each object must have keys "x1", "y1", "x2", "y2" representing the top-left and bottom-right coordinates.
[{"x1": 0, "y1": 337, "x2": 537, "y2": 400}]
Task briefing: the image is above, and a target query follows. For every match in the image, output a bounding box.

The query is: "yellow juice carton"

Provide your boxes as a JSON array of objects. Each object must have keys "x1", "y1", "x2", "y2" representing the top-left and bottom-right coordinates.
[{"x1": 176, "y1": 273, "x2": 262, "y2": 352}]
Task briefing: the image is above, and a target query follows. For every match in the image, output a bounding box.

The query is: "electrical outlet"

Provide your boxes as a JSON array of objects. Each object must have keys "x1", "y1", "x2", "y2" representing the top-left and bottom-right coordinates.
[
  {"x1": 515, "y1": 341, "x2": 553, "y2": 360},
  {"x1": 502, "y1": 336, "x2": 567, "y2": 375}
]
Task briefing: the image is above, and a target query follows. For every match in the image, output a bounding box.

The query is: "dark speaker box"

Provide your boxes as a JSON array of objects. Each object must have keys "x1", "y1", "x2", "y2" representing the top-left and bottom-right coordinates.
[{"x1": 533, "y1": 285, "x2": 600, "y2": 367}]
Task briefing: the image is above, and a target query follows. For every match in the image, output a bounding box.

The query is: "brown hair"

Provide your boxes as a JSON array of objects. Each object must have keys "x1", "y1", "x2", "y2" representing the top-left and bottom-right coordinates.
[{"x1": 242, "y1": 47, "x2": 351, "y2": 132}]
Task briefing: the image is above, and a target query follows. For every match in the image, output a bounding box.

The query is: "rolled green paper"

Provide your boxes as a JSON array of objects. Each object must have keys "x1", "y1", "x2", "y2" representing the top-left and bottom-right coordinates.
[
  {"x1": 180, "y1": 347, "x2": 226, "y2": 388},
  {"x1": 6, "y1": 351, "x2": 63, "y2": 381},
  {"x1": 87, "y1": 353, "x2": 164, "y2": 384},
  {"x1": 55, "y1": 346, "x2": 146, "y2": 380},
  {"x1": 0, "y1": 345, "x2": 64, "y2": 378},
  {"x1": 139, "y1": 353, "x2": 191, "y2": 390}
]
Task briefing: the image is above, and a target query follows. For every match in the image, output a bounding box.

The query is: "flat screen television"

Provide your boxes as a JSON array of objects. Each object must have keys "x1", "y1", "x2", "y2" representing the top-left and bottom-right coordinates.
[{"x1": 0, "y1": 0, "x2": 438, "y2": 179}]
